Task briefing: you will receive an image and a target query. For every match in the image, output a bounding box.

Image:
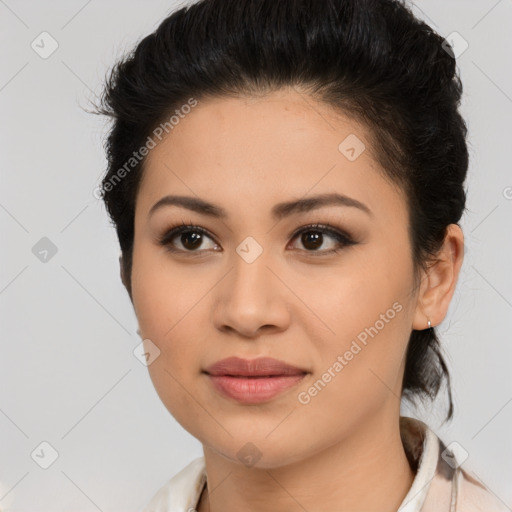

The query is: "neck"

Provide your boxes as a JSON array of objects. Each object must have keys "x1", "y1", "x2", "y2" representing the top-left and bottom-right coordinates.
[{"x1": 197, "y1": 413, "x2": 415, "y2": 512}]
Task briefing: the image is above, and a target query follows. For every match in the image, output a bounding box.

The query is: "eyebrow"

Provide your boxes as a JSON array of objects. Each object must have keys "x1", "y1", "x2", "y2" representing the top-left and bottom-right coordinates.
[{"x1": 148, "y1": 192, "x2": 373, "y2": 220}]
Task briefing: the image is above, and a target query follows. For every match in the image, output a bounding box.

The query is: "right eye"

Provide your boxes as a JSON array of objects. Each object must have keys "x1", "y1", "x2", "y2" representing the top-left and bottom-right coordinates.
[{"x1": 158, "y1": 223, "x2": 220, "y2": 254}]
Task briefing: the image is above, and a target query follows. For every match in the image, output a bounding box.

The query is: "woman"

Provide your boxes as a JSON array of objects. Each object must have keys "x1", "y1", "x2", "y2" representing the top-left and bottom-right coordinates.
[{"x1": 95, "y1": 0, "x2": 507, "y2": 510}]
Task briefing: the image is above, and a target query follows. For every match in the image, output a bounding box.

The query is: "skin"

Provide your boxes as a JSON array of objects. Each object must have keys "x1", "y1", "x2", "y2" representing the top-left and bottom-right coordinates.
[{"x1": 120, "y1": 87, "x2": 464, "y2": 512}]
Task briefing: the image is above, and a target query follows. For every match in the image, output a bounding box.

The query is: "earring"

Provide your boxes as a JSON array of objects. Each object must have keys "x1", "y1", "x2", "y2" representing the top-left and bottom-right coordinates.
[{"x1": 427, "y1": 317, "x2": 432, "y2": 329}]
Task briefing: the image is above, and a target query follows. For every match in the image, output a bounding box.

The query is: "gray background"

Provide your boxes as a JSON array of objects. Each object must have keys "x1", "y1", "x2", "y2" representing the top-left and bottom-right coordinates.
[{"x1": 1, "y1": 0, "x2": 511, "y2": 510}]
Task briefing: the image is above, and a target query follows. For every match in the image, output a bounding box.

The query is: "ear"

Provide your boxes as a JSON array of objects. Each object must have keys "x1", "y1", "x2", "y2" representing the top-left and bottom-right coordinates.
[{"x1": 412, "y1": 224, "x2": 465, "y2": 330}]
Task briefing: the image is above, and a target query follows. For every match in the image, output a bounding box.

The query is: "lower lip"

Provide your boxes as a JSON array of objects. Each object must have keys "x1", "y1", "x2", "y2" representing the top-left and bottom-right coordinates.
[{"x1": 206, "y1": 374, "x2": 306, "y2": 404}]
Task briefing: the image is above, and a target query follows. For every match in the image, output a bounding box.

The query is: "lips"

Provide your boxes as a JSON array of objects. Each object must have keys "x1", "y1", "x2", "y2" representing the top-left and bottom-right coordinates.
[
  {"x1": 203, "y1": 357, "x2": 308, "y2": 404},
  {"x1": 204, "y1": 356, "x2": 307, "y2": 377}
]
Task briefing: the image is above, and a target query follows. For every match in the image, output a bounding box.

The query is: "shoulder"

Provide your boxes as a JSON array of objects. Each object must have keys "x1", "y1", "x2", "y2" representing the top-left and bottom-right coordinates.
[
  {"x1": 142, "y1": 456, "x2": 206, "y2": 512},
  {"x1": 422, "y1": 432, "x2": 509, "y2": 512},
  {"x1": 454, "y1": 467, "x2": 510, "y2": 512},
  {"x1": 401, "y1": 417, "x2": 509, "y2": 512}
]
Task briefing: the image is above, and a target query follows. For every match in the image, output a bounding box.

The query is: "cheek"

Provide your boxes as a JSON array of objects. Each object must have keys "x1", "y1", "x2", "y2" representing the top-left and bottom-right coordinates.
[
  {"x1": 131, "y1": 243, "x2": 206, "y2": 340},
  {"x1": 308, "y1": 259, "x2": 408, "y2": 341},
  {"x1": 131, "y1": 248, "x2": 207, "y2": 395},
  {"x1": 308, "y1": 248, "x2": 413, "y2": 386},
  {"x1": 141, "y1": 314, "x2": 207, "y2": 432},
  {"x1": 295, "y1": 302, "x2": 410, "y2": 433}
]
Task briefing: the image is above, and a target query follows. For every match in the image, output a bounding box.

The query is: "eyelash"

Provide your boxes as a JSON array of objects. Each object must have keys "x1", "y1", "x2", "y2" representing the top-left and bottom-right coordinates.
[{"x1": 157, "y1": 221, "x2": 357, "y2": 257}]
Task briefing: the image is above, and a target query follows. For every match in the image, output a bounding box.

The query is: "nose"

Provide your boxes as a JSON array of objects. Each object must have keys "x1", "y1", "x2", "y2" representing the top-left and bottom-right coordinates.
[{"x1": 211, "y1": 251, "x2": 291, "y2": 339}]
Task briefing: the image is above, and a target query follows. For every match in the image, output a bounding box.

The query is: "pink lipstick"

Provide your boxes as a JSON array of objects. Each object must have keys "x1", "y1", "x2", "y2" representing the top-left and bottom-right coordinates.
[{"x1": 204, "y1": 356, "x2": 308, "y2": 404}]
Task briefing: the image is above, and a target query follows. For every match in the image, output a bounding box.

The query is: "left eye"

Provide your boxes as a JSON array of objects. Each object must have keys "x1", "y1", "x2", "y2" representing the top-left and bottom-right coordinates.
[
  {"x1": 158, "y1": 223, "x2": 356, "y2": 255},
  {"x1": 289, "y1": 224, "x2": 355, "y2": 254}
]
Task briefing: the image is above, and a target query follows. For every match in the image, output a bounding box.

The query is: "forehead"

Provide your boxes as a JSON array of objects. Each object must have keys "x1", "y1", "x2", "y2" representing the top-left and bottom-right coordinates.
[
  {"x1": 146, "y1": 89, "x2": 369, "y2": 166},
  {"x1": 136, "y1": 90, "x2": 405, "y2": 223}
]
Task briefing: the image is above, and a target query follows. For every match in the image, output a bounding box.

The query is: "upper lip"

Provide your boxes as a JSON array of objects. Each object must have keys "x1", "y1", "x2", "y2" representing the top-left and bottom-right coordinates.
[{"x1": 204, "y1": 357, "x2": 308, "y2": 377}]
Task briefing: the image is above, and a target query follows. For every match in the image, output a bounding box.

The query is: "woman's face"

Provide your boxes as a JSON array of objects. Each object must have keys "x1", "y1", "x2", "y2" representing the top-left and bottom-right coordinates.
[{"x1": 130, "y1": 88, "x2": 424, "y2": 468}]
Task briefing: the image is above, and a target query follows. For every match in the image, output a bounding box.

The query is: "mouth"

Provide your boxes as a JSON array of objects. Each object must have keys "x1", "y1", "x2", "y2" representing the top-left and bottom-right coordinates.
[
  {"x1": 204, "y1": 356, "x2": 308, "y2": 377},
  {"x1": 203, "y1": 356, "x2": 309, "y2": 404},
  {"x1": 205, "y1": 373, "x2": 307, "y2": 404}
]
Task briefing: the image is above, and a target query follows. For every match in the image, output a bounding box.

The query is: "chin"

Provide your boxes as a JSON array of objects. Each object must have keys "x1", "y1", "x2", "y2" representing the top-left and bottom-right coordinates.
[{"x1": 203, "y1": 434, "x2": 311, "y2": 470}]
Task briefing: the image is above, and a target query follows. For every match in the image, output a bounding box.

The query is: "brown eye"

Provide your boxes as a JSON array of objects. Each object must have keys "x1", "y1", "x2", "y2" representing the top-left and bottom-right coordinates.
[
  {"x1": 179, "y1": 231, "x2": 204, "y2": 250},
  {"x1": 158, "y1": 222, "x2": 356, "y2": 256},
  {"x1": 159, "y1": 225, "x2": 219, "y2": 253},
  {"x1": 299, "y1": 230, "x2": 323, "y2": 250},
  {"x1": 289, "y1": 224, "x2": 356, "y2": 254}
]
